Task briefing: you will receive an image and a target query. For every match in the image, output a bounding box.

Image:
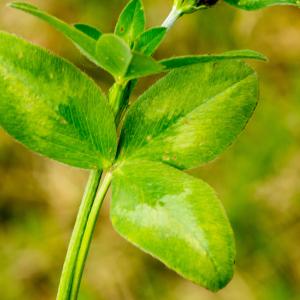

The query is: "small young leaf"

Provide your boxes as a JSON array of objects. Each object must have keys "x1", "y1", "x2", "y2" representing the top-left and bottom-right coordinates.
[
  {"x1": 0, "y1": 31, "x2": 117, "y2": 169},
  {"x1": 111, "y1": 159, "x2": 235, "y2": 291},
  {"x1": 118, "y1": 60, "x2": 258, "y2": 170},
  {"x1": 96, "y1": 34, "x2": 133, "y2": 79},
  {"x1": 134, "y1": 27, "x2": 167, "y2": 56},
  {"x1": 124, "y1": 53, "x2": 164, "y2": 80},
  {"x1": 74, "y1": 23, "x2": 102, "y2": 40},
  {"x1": 225, "y1": 0, "x2": 300, "y2": 10},
  {"x1": 9, "y1": 2, "x2": 99, "y2": 65},
  {"x1": 96, "y1": 34, "x2": 163, "y2": 80},
  {"x1": 161, "y1": 49, "x2": 268, "y2": 69},
  {"x1": 115, "y1": 0, "x2": 145, "y2": 46}
]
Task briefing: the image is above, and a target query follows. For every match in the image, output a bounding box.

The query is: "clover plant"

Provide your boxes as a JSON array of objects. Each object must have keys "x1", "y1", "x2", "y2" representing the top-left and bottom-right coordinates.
[{"x1": 0, "y1": 0, "x2": 298, "y2": 299}]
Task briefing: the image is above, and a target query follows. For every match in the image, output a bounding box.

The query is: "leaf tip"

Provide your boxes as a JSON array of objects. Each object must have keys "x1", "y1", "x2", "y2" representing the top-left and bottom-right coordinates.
[
  {"x1": 8, "y1": 1, "x2": 38, "y2": 11},
  {"x1": 201, "y1": 258, "x2": 235, "y2": 292},
  {"x1": 256, "y1": 52, "x2": 269, "y2": 62},
  {"x1": 233, "y1": 49, "x2": 269, "y2": 62},
  {"x1": 7, "y1": 1, "x2": 16, "y2": 8}
]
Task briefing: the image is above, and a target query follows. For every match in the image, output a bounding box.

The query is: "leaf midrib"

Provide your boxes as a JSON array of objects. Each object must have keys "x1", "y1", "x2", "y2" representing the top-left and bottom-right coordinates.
[{"x1": 129, "y1": 0, "x2": 141, "y2": 42}]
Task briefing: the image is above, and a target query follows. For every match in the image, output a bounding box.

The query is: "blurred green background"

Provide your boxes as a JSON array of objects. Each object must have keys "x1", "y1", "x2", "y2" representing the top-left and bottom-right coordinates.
[{"x1": 1, "y1": 0, "x2": 300, "y2": 299}]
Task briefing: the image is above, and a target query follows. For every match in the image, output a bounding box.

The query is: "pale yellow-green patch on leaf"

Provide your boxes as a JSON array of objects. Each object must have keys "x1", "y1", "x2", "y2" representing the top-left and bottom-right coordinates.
[{"x1": 111, "y1": 159, "x2": 235, "y2": 291}]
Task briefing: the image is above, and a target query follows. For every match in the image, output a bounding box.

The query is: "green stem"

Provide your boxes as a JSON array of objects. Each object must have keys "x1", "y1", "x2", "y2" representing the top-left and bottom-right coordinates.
[
  {"x1": 70, "y1": 172, "x2": 113, "y2": 300},
  {"x1": 56, "y1": 169, "x2": 102, "y2": 300},
  {"x1": 57, "y1": 6, "x2": 181, "y2": 300},
  {"x1": 109, "y1": 82, "x2": 127, "y2": 119},
  {"x1": 108, "y1": 80, "x2": 136, "y2": 124}
]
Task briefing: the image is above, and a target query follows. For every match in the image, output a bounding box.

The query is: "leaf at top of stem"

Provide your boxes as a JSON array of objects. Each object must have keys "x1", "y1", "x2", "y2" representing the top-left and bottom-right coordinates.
[
  {"x1": 224, "y1": 0, "x2": 300, "y2": 10},
  {"x1": 118, "y1": 60, "x2": 258, "y2": 170},
  {"x1": 0, "y1": 31, "x2": 117, "y2": 170},
  {"x1": 115, "y1": 0, "x2": 145, "y2": 47},
  {"x1": 124, "y1": 52, "x2": 164, "y2": 80},
  {"x1": 74, "y1": 23, "x2": 102, "y2": 40},
  {"x1": 9, "y1": 2, "x2": 102, "y2": 65},
  {"x1": 134, "y1": 27, "x2": 167, "y2": 56},
  {"x1": 96, "y1": 34, "x2": 163, "y2": 81},
  {"x1": 96, "y1": 34, "x2": 133, "y2": 80},
  {"x1": 9, "y1": 2, "x2": 162, "y2": 81},
  {"x1": 111, "y1": 159, "x2": 235, "y2": 291}
]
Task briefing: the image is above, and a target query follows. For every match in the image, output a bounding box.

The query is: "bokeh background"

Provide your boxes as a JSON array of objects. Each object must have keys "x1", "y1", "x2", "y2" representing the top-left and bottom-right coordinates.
[{"x1": 1, "y1": 0, "x2": 300, "y2": 299}]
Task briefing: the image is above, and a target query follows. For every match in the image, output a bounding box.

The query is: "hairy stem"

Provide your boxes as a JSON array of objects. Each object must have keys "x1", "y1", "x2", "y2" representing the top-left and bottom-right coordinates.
[
  {"x1": 70, "y1": 172, "x2": 113, "y2": 300},
  {"x1": 56, "y1": 169, "x2": 102, "y2": 300}
]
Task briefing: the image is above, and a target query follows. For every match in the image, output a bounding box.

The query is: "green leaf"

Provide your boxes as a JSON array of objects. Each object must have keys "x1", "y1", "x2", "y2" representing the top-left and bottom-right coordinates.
[
  {"x1": 111, "y1": 159, "x2": 235, "y2": 291},
  {"x1": 124, "y1": 53, "x2": 164, "y2": 80},
  {"x1": 0, "y1": 31, "x2": 117, "y2": 169},
  {"x1": 96, "y1": 34, "x2": 163, "y2": 80},
  {"x1": 224, "y1": 0, "x2": 300, "y2": 10},
  {"x1": 134, "y1": 27, "x2": 167, "y2": 56},
  {"x1": 118, "y1": 60, "x2": 258, "y2": 170},
  {"x1": 74, "y1": 23, "x2": 102, "y2": 40},
  {"x1": 161, "y1": 49, "x2": 268, "y2": 69},
  {"x1": 96, "y1": 34, "x2": 132, "y2": 79},
  {"x1": 9, "y1": 2, "x2": 99, "y2": 65},
  {"x1": 10, "y1": 3, "x2": 160, "y2": 80},
  {"x1": 115, "y1": 0, "x2": 145, "y2": 46}
]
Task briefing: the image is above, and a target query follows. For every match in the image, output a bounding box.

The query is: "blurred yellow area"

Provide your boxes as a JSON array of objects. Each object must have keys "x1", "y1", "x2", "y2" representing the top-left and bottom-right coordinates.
[{"x1": 0, "y1": 0, "x2": 300, "y2": 299}]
